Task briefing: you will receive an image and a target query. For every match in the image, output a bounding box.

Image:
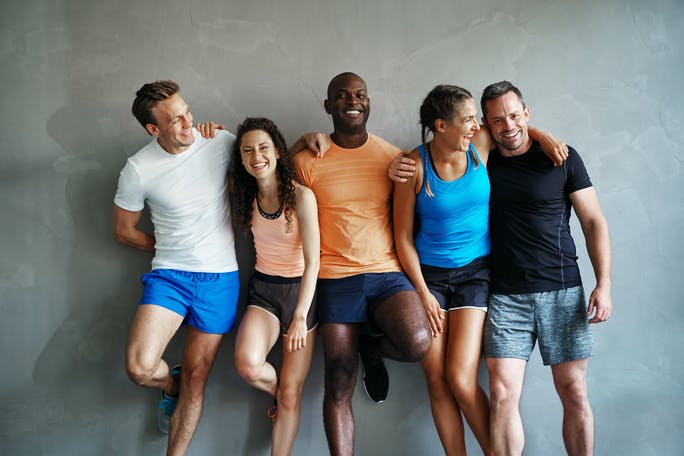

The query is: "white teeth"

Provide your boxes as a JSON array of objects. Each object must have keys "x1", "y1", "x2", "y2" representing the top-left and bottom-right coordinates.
[{"x1": 346, "y1": 110, "x2": 361, "y2": 115}]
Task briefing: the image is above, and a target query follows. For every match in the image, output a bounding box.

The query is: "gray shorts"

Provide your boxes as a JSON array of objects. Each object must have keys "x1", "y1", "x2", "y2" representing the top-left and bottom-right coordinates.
[{"x1": 484, "y1": 286, "x2": 593, "y2": 366}]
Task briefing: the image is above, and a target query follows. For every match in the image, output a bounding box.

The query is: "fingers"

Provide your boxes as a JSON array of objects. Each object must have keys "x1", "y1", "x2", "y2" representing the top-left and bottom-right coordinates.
[
  {"x1": 285, "y1": 333, "x2": 306, "y2": 352},
  {"x1": 427, "y1": 308, "x2": 444, "y2": 337}
]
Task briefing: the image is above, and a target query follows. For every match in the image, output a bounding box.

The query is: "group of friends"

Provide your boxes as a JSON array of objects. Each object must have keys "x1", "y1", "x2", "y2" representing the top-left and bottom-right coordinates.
[{"x1": 113, "y1": 72, "x2": 612, "y2": 456}]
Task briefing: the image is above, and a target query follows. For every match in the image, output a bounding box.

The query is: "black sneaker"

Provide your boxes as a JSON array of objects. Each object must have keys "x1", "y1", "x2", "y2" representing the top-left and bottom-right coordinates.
[{"x1": 360, "y1": 352, "x2": 388, "y2": 403}]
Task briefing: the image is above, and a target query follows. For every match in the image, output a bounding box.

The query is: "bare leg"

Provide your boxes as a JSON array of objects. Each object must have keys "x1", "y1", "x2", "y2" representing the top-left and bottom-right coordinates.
[
  {"x1": 486, "y1": 357, "x2": 527, "y2": 456},
  {"x1": 322, "y1": 323, "x2": 360, "y2": 456},
  {"x1": 234, "y1": 307, "x2": 281, "y2": 396},
  {"x1": 367, "y1": 290, "x2": 431, "y2": 362},
  {"x1": 551, "y1": 359, "x2": 593, "y2": 456},
  {"x1": 445, "y1": 309, "x2": 493, "y2": 455},
  {"x1": 125, "y1": 304, "x2": 184, "y2": 396},
  {"x1": 421, "y1": 316, "x2": 466, "y2": 456},
  {"x1": 167, "y1": 327, "x2": 223, "y2": 456},
  {"x1": 272, "y1": 328, "x2": 317, "y2": 456}
]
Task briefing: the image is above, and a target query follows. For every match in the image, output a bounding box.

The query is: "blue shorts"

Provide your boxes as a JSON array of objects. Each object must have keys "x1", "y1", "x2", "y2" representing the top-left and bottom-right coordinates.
[
  {"x1": 484, "y1": 286, "x2": 593, "y2": 366},
  {"x1": 140, "y1": 269, "x2": 240, "y2": 334},
  {"x1": 421, "y1": 257, "x2": 490, "y2": 312},
  {"x1": 317, "y1": 272, "x2": 415, "y2": 324}
]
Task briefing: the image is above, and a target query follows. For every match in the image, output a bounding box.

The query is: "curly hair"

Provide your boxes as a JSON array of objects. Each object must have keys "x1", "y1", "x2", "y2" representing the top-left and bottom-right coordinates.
[{"x1": 229, "y1": 117, "x2": 297, "y2": 234}]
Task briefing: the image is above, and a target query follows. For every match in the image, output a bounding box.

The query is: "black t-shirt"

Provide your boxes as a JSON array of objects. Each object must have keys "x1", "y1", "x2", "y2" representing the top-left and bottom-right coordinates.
[{"x1": 487, "y1": 141, "x2": 592, "y2": 294}]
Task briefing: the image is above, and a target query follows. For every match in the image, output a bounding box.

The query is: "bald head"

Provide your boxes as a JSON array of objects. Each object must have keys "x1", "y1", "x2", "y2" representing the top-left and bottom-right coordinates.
[{"x1": 327, "y1": 72, "x2": 365, "y2": 100}]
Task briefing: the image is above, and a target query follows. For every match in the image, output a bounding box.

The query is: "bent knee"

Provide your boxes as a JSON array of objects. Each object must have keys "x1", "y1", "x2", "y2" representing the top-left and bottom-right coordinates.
[
  {"x1": 235, "y1": 357, "x2": 264, "y2": 385},
  {"x1": 399, "y1": 330, "x2": 432, "y2": 362},
  {"x1": 125, "y1": 355, "x2": 158, "y2": 386}
]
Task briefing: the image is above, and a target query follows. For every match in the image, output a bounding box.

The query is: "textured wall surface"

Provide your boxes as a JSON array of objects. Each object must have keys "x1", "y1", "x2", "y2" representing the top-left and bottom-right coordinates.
[{"x1": 1, "y1": 0, "x2": 682, "y2": 454}]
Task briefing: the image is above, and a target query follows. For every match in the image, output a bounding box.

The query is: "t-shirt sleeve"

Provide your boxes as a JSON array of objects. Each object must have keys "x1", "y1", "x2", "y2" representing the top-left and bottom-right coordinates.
[
  {"x1": 114, "y1": 160, "x2": 145, "y2": 211},
  {"x1": 565, "y1": 146, "x2": 592, "y2": 194},
  {"x1": 218, "y1": 129, "x2": 236, "y2": 164},
  {"x1": 294, "y1": 152, "x2": 314, "y2": 187}
]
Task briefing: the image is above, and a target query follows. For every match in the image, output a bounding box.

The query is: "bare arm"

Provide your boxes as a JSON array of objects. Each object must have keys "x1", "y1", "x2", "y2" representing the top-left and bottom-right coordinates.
[
  {"x1": 392, "y1": 152, "x2": 443, "y2": 336},
  {"x1": 285, "y1": 184, "x2": 321, "y2": 352},
  {"x1": 471, "y1": 125, "x2": 493, "y2": 165},
  {"x1": 528, "y1": 125, "x2": 569, "y2": 166},
  {"x1": 290, "y1": 132, "x2": 330, "y2": 157},
  {"x1": 569, "y1": 187, "x2": 612, "y2": 323},
  {"x1": 113, "y1": 205, "x2": 155, "y2": 252}
]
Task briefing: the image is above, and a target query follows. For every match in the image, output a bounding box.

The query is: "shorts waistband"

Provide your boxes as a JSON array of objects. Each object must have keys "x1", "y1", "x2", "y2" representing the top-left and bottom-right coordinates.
[
  {"x1": 421, "y1": 256, "x2": 489, "y2": 273},
  {"x1": 253, "y1": 270, "x2": 302, "y2": 284}
]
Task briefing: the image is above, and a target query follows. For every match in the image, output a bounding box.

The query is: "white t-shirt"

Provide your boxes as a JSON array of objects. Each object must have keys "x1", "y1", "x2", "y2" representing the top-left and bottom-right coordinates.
[{"x1": 114, "y1": 129, "x2": 238, "y2": 273}]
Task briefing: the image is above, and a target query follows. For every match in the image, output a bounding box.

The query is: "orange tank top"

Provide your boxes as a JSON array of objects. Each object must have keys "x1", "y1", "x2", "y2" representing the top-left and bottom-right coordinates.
[{"x1": 251, "y1": 199, "x2": 305, "y2": 277}]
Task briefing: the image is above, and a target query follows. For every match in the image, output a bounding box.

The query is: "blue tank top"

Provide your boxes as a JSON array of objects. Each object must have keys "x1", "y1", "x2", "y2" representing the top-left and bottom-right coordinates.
[{"x1": 414, "y1": 143, "x2": 490, "y2": 268}]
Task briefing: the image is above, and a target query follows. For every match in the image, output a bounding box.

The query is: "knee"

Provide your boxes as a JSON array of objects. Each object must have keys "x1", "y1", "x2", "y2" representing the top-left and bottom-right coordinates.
[
  {"x1": 399, "y1": 328, "x2": 432, "y2": 362},
  {"x1": 324, "y1": 358, "x2": 356, "y2": 403},
  {"x1": 446, "y1": 370, "x2": 478, "y2": 403},
  {"x1": 556, "y1": 380, "x2": 589, "y2": 410},
  {"x1": 235, "y1": 355, "x2": 263, "y2": 385},
  {"x1": 489, "y1": 379, "x2": 517, "y2": 409},
  {"x1": 424, "y1": 371, "x2": 451, "y2": 400},
  {"x1": 180, "y1": 365, "x2": 210, "y2": 401},
  {"x1": 277, "y1": 383, "x2": 303, "y2": 413},
  {"x1": 125, "y1": 353, "x2": 157, "y2": 386}
]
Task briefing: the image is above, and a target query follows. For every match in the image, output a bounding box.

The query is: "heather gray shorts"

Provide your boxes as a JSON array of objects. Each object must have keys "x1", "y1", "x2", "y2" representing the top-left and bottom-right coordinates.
[{"x1": 484, "y1": 286, "x2": 593, "y2": 366}]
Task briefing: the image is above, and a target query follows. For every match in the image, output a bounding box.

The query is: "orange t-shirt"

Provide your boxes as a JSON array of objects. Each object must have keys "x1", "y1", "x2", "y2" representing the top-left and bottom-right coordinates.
[{"x1": 294, "y1": 134, "x2": 401, "y2": 279}]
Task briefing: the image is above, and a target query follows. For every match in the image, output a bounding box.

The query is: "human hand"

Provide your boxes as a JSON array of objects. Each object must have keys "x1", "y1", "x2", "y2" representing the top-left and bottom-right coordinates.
[
  {"x1": 195, "y1": 121, "x2": 225, "y2": 139},
  {"x1": 389, "y1": 152, "x2": 416, "y2": 183},
  {"x1": 587, "y1": 284, "x2": 612, "y2": 323},
  {"x1": 301, "y1": 132, "x2": 330, "y2": 157},
  {"x1": 420, "y1": 291, "x2": 445, "y2": 336},
  {"x1": 538, "y1": 131, "x2": 569, "y2": 166},
  {"x1": 285, "y1": 316, "x2": 308, "y2": 351}
]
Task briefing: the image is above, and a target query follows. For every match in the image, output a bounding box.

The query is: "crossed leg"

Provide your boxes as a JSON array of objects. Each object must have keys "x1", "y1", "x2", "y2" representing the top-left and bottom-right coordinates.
[{"x1": 125, "y1": 304, "x2": 184, "y2": 396}]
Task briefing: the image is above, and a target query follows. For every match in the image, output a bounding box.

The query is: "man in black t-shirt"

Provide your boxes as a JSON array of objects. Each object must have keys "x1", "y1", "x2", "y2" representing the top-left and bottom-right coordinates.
[{"x1": 481, "y1": 81, "x2": 612, "y2": 456}]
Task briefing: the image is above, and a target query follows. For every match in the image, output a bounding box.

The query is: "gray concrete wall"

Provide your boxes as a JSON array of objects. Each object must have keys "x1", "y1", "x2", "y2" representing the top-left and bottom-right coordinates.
[{"x1": 1, "y1": 0, "x2": 682, "y2": 454}]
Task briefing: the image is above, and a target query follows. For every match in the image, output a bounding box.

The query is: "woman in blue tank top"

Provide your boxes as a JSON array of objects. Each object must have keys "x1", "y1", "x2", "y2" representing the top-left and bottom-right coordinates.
[{"x1": 394, "y1": 85, "x2": 565, "y2": 455}]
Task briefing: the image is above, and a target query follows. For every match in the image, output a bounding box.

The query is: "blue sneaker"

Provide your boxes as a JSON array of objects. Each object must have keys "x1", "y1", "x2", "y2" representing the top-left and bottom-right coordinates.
[{"x1": 157, "y1": 364, "x2": 181, "y2": 434}]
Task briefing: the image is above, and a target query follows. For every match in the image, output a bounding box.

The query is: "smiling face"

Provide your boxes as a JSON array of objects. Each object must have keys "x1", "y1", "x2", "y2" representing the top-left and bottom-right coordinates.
[
  {"x1": 437, "y1": 98, "x2": 480, "y2": 152},
  {"x1": 483, "y1": 91, "x2": 531, "y2": 156},
  {"x1": 239, "y1": 129, "x2": 280, "y2": 180},
  {"x1": 146, "y1": 93, "x2": 195, "y2": 154},
  {"x1": 324, "y1": 73, "x2": 370, "y2": 135}
]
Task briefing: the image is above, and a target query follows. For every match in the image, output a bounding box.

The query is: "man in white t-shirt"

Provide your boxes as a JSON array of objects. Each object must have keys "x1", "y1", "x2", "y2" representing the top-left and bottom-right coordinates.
[
  {"x1": 114, "y1": 80, "x2": 239, "y2": 455},
  {"x1": 114, "y1": 80, "x2": 325, "y2": 455}
]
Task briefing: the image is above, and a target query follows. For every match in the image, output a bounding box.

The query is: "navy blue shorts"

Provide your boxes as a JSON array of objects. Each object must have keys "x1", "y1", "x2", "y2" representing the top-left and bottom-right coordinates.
[
  {"x1": 140, "y1": 269, "x2": 240, "y2": 334},
  {"x1": 317, "y1": 272, "x2": 415, "y2": 324},
  {"x1": 421, "y1": 256, "x2": 490, "y2": 312}
]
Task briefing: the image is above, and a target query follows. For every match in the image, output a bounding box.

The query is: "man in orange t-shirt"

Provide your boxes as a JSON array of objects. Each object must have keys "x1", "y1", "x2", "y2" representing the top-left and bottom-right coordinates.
[{"x1": 294, "y1": 72, "x2": 431, "y2": 456}]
